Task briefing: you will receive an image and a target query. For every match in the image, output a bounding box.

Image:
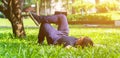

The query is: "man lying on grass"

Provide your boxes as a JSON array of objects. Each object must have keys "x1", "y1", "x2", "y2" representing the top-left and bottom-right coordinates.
[{"x1": 29, "y1": 12, "x2": 93, "y2": 48}]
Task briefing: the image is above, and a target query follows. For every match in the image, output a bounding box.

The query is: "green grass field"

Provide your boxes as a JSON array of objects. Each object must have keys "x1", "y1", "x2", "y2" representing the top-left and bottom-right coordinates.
[
  {"x1": 0, "y1": 18, "x2": 37, "y2": 27},
  {"x1": 1, "y1": 28, "x2": 120, "y2": 58},
  {"x1": 0, "y1": 18, "x2": 120, "y2": 58}
]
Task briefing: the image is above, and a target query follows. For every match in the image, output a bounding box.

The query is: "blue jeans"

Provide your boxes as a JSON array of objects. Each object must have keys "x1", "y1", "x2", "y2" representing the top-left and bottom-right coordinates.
[
  {"x1": 38, "y1": 14, "x2": 69, "y2": 44},
  {"x1": 38, "y1": 23, "x2": 77, "y2": 46},
  {"x1": 38, "y1": 23, "x2": 65, "y2": 44},
  {"x1": 38, "y1": 14, "x2": 69, "y2": 35}
]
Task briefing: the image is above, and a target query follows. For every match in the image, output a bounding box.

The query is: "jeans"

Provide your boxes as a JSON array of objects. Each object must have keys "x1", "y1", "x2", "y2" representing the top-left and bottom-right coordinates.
[
  {"x1": 38, "y1": 23, "x2": 77, "y2": 46},
  {"x1": 38, "y1": 14, "x2": 69, "y2": 44},
  {"x1": 38, "y1": 14, "x2": 69, "y2": 35},
  {"x1": 38, "y1": 23, "x2": 65, "y2": 44}
]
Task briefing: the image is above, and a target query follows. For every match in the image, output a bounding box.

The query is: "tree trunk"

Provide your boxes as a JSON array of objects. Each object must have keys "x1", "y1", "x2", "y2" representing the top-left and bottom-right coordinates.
[
  {"x1": 36, "y1": 0, "x2": 40, "y2": 15},
  {"x1": 72, "y1": 0, "x2": 75, "y2": 14},
  {"x1": 11, "y1": 0, "x2": 26, "y2": 38},
  {"x1": 0, "y1": 0, "x2": 26, "y2": 38},
  {"x1": 10, "y1": 18, "x2": 26, "y2": 38},
  {"x1": 95, "y1": 0, "x2": 100, "y2": 4},
  {"x1": 44, "y1": 0, "x2": 47, "y2": 15}
]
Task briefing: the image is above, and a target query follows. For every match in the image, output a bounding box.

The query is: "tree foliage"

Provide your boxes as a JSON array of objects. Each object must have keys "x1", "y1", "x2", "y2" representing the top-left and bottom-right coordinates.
[
  {"x1": 96, "y1": 0, "x2": 120, "y2": 12},
  {"x1": 72, "y1": 0, "x2": 94, "y2": 14}
]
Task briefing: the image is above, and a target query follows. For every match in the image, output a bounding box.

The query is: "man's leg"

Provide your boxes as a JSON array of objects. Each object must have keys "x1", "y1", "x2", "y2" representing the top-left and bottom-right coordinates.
[
  {"x1": 29, "y1": 12, "x2": 69, "y2": 35},
  {"x1": 38, "y1": 23, "x2": 46, "y2": 44},
  {"x1": 29, "y1": 12, "x2": 48, "y2": 26},
  {"x1": 57, "y1": 14, "x2": 69, "y2": 35},
  {"x1": 29, "y1": 12, "x2": 59, "y2": 24},
  {"x1": 40, "y1": 23, "x2": 63, "y2": 44}
]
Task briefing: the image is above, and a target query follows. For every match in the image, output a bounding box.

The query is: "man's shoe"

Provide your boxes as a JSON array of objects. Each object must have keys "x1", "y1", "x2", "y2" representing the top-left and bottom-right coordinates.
[{"x1": 29, "y1": 12, "x2": 40, "y2": 26}]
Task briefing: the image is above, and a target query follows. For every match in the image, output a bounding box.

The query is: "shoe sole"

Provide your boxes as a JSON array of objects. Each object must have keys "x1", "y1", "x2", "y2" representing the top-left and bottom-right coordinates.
[{"x1": 29, "y1": 12, "x2": 39, "y2": 26}]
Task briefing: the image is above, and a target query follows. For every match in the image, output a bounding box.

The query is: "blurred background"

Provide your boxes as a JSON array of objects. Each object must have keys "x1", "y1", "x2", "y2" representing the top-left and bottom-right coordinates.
[
  {"x1": 1, "y1": 0, "x2": 120, "y2": 26},
  {"x1": 1, "y1": 0, "x2": 120, "y2": 24}
]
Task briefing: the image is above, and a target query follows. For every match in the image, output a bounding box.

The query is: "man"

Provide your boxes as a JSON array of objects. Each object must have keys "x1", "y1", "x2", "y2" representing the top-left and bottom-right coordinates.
[
  {"x1": 29, "y1": 12, "x2": 93, "y2": 47},
  {"x1": 39, "y1": 23, "x2": 93, "y2": 48}
]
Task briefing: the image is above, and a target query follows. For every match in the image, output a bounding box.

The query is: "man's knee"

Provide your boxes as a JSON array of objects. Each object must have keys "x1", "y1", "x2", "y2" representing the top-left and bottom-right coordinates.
[{"x1": 59, "y1": 14, "x2": 66, "y2": 19}]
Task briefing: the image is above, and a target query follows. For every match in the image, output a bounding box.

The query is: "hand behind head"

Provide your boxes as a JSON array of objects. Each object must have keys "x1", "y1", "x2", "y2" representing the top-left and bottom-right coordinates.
[{"x1": 76, "y1": 37, "x2": 93, "y2": 48}]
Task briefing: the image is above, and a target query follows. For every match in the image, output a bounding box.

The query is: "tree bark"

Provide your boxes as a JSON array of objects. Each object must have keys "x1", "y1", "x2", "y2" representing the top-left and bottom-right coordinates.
[
  {"x1": 0, "y1": 0, "x2": 26, "y2": 38},
  {"x1": 36, "y1": 0, "x2": 40, "y2": 15},
  {"x1": 72, "y1": 0, "x2": 75, "y2": 14},
  {"x1": 11, "y1": 0, "x2": 26, "y2": 38}
]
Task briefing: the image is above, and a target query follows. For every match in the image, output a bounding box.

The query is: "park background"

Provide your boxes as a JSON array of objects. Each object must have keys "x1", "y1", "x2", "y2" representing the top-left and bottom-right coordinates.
[{"x1": 0, "y1": 0, "x2": 120, "y2": 58}]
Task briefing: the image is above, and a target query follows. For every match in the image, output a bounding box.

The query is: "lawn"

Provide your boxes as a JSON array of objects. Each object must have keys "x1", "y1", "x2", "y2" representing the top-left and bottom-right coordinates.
[
  {"x1": 0, "y1": 18, "x2": 120, "y2": 58},
  {"x1": 0, "y1": 27, "x2": 120, "y2": 58},
  {"x1": 0, "y1": 18, "x2": 37, "y2": 27}
]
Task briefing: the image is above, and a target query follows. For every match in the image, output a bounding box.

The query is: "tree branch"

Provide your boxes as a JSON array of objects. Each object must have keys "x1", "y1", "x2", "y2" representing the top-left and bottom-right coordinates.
[
  {"x1": 2, "y1": 0, "x2": 8, "y2": 6},
  {"x1": 0, "y1": 5, "x2": 9, "y2": 18},
  {"x1": 0, "y1": 0, "x2": 10, "y2": 19},
  {"x1": 0, "y1": 5, "x2": 5, "y2": 12},
  {"x1": 0, "y1": 0, "x2": 8, "y2": 13}
]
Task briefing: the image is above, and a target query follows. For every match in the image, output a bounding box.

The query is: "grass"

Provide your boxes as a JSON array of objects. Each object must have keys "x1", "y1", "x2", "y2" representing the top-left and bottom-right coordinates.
[
  {"x1": 0, "y1": 18, "x2": 120, "y2": 58},
  {"x1": 0, "y1": 27, "x2": 120, "y2": 58},
  {"x1": 0, "y1": 18, "x2": 37, "y2": 27}
]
